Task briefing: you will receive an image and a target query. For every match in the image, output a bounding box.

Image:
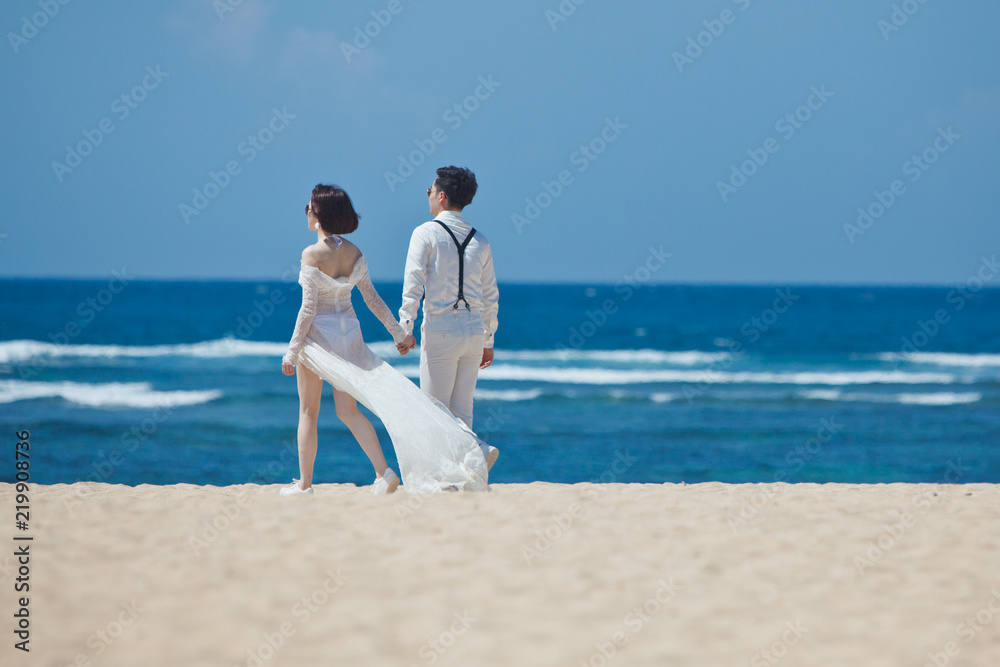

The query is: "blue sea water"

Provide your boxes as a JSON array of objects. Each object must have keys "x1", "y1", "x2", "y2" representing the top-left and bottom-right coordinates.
[{"x1": 1, "y1": 278, "x2": 998, "y2": 487}]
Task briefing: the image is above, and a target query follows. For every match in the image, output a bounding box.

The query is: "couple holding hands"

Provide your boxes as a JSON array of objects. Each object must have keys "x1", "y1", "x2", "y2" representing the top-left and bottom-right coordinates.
[{"x1": 280, "y1": 166, "x2": 499, "y2": 495}]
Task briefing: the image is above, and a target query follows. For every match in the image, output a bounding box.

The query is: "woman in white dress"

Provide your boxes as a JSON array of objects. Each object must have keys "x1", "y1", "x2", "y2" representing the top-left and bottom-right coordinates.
[{"x1": 281, "y1": 184, "x2": 489, "y2": 495}]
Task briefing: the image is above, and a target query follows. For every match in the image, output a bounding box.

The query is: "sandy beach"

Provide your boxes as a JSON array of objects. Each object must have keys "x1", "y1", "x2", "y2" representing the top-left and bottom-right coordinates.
[{"x1": 2, "y1": 481, "x2": 999, "y2": 666}]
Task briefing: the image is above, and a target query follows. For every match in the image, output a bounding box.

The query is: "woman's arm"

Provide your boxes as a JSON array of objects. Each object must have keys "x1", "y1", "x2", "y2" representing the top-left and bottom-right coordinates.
[
  {"x1": 356, "y1": 258, "x2": 408, "y2": 345},
  {"x1": 282, "y1": 263, "x2": 319, "y2": 372}
]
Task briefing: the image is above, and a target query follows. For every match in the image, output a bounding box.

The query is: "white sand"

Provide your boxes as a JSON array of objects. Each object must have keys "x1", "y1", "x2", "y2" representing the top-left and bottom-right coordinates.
[{"x1": 1, "y1": 481, "x2": 999, "y2": 666}]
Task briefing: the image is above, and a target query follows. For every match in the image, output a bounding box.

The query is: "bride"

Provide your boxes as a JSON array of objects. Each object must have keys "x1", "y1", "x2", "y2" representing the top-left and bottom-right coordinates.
[{"x1": 280, "y1": 184, "x2": 489, "y2": 495}]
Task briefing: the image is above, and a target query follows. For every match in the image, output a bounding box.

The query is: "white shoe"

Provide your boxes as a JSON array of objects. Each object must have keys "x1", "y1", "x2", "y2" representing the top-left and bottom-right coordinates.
[
  {"x1": 279, "y1": 479, "x2": 314, "y2": 496},
  {"x1": 481, "y1": 445, "x2": 499, "y2": 471},
  {"x1": 372, "y1": 468, "x2": 400, "y2": 495}
]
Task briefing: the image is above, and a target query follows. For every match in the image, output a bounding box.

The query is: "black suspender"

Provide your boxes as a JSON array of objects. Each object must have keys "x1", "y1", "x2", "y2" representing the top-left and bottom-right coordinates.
[{"x1": 433, "y1": 219, "x2": 476, "y2": 310}]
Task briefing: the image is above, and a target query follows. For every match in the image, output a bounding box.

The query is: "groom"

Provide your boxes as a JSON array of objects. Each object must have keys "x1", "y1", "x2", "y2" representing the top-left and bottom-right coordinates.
[{"x1": 398, "y1": 166, "x2": 500, "y2": 468}]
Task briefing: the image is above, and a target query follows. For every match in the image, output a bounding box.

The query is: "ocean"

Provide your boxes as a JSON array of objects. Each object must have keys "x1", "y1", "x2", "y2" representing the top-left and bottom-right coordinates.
[{"x1": 1, "y1": 278, "x2": 998, "y2": 487}]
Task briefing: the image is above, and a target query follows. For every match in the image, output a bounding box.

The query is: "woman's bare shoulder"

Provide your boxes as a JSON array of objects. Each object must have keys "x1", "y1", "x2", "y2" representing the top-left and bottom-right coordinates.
[
  {"x1": 301, "y1": 243, "x2": 323, "y2": 267},
  {"x1": 339, "y1": 238, "x2": 363, "y2": 260}
]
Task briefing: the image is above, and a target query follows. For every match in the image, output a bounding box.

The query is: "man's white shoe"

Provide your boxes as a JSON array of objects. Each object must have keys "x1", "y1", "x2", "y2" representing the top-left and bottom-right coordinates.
[
  {"x1": 482, "y1": 445, "x2": 499, "y2": 471},
  {"x1": 279, "y1": 479, "x2": 314, "y2": 497},
  {"x1": 372, "y1": 468, "x2": 400, "y2": 495}
]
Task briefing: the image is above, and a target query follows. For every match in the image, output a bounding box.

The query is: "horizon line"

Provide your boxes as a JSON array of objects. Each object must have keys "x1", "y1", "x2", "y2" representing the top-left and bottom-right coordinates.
[{"x1": 0, "y1": 275, "x2": 994, "y2": 289}]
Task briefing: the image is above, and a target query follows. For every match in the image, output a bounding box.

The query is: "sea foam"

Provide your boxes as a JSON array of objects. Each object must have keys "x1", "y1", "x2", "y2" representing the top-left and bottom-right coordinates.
[
  {"x1": 0, "y1": 380, "x2": 222, "y2": 408},
  {"x1": 876, "y1": 352, "x2": 1000, "y2": 367},
  {"x1": 476, "y1": 365, "x2": 963, "y2": 386},
  {"x1": 798, "y1": 389, "x2": 981, "y2": 406}
]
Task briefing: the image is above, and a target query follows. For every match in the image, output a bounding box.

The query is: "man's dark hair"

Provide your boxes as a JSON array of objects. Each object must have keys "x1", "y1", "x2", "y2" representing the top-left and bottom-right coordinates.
[
  {"x1": 434, "y1": 166, "x2": 478, "y2": 209},
  {"x1": 310, "y1": 183, "x2": 360, "y2": 234}
]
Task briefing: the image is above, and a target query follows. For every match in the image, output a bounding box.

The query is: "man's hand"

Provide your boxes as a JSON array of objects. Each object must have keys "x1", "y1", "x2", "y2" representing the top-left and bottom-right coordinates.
[
  {"x1": 480, "y1": 348, "x2": 494, "y2": 369},
  {"x1": 282, "y1": 361, "x2": 295, "y2": 376},
  {"x1": 397, "y1": 334, "x2": 417, "y2": 355}
]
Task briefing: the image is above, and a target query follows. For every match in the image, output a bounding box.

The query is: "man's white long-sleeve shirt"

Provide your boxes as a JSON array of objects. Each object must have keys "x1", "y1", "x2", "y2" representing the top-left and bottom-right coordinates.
[{"x1": 399, "y1": 210, "x2": 499, "y2": 348}]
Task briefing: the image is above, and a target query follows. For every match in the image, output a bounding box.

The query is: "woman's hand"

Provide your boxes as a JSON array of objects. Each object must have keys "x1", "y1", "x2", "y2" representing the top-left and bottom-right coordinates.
[
  {"x1": 282, "y1": 361, "x2": 296, "y2": 376},
  {"x1": 396, "y1": 334, "x2": 416, "y2": 355}
]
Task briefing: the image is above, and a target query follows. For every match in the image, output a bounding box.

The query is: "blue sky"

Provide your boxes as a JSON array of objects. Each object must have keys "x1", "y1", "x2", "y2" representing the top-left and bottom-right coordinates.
[{"x1": 2, "y1": 0, "x2": 998, "y2": 284}]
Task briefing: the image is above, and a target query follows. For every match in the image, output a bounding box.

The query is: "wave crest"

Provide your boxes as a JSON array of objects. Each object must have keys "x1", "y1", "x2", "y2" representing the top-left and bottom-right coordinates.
[
  {"x1": 479, "y1": 365, "x2": 963, "y2": 386},
  {"x1": 0, "y1": 380, "x2": 222, "y2": 408},
  {"x1": 876, "y1": 352, "x2": 1000, "y2": 367},
  {"x1": 798, "y1": 389, "x2": 981, "y2": 406}
]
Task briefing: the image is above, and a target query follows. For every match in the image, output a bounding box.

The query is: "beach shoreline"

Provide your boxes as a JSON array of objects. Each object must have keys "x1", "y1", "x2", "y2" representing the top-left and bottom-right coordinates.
[{"x1": 2, "y1": 481, "x2": 998, "y2": 666}]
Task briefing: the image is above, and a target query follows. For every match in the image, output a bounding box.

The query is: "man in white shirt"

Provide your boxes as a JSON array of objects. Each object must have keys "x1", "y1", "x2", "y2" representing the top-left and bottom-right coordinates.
[{"x1": 398, "y1": 166, "x2": 500, "y2": 468}]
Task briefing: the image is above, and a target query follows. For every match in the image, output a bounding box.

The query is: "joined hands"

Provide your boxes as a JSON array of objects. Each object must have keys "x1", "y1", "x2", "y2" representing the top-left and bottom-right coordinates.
[{"x1": 396, "y1": 334, "x2": 416, "y2": 355}]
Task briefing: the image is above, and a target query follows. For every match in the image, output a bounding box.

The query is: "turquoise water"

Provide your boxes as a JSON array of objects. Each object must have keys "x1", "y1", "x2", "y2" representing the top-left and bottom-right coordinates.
[{"x1": 1, "y1": 279, "x2": 998, "y2": 486}]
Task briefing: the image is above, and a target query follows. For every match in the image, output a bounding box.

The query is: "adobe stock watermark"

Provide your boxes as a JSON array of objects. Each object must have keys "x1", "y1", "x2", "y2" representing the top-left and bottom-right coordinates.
[
  {"x1": 521, "y1": 448, "x2": 636, "y2": 564},
  {"x1": 187, "y1": 440, "x2": 300, "y2": 557},
  {"x1": 739, "y1": 288, "x2": 798, "y2": 344},
  {"x1": 577, "y1": 579, "x2": 680, "y2": 667},
  {"x1": 213, "y1": 0, "x2": 247, "y2": 21},
  {"x1": 556, "y1": 244, "x2": 669, "y2": 352},
  {"x1": 54, "y1": 600, "x2": 145, "y2": 666},
  {"x1": 88, "y1": 402, "x2": 176, "y2": 483},
  {"x1": 406, "y1": 610, "x2": 477, "y2": 667},
  {"x1": 890, "y1": 254, "x2": 997, "y2": 363},
  {"x1": 224, "y1": 288, "x2": 289, "y2": 340},
  {"x1": 0, "y1": 556, "x2": 17, "y2": 587},
  {"x1": 7, "y1": 0, "x2": 72, "y2": 54},
  {"x1": 384, "y1": 75, "x2": 501, "y2": 192},
  {"x1": 60, "y1": 481, "x2": 95, "y2": 518},
  {"x1": 52, "y1": 66, "x2": 169, "y2": 182},
  {"x1": 179, "y1": 107, "x2": 295, "y2": 224},
  {"x1": 224, "y1": 260, "x2": 313, "y2": 340},
  {"x1": 13, "y1": 347, "x2": 53, "y2": 382},
  {"x1": 920, "y1": 590, "x2": 1000, "y2": 667},
  {"x1": 877, "y1": 0, "x2": 932, "y2": 41},
  {"x1": 340, "y1": 0, "x2": 415, "y2": 63},
  {"x1": 852, "y1": 512, "x2": 916, "y2": 576},
  {"x1": 545, "y1": 0, "x2": 587, "y2": 31},
  {"x1": 853, "y1": 459, "x2": 969, "y2": 576},
  {"x1": 684, "y1": 288, "x2": 798, "y2": 402},
  {"x1": 749, "y1": 619, "x2": 809, "y2": 667},
  {"x1": 672, "y1": 0, "x2": 752, "y2": 73},
  {"x1": 727, "y1": 416, "x2": 843, "y2": 533},
  {"x1": 39, "y1": 267, "x2": 134, "y2": 355},
  {"x1": 843, "y1": 126, "x2": 959, "y2": 244},
  {"x1": 772, "y1": 417, "x2": 843, "y2": 480},
  {"x1": 512, "y1": 116, "x2": 627, "y2": 234},
  {"x1": 233, "y1": 568, "x2": 349, "y2": 667},
  {"x1": 396, "y1": 406, "x2": 509, "y2": 523},
  {"x1": 717, "y1": 85, "x2": 833, "y2": 202}
]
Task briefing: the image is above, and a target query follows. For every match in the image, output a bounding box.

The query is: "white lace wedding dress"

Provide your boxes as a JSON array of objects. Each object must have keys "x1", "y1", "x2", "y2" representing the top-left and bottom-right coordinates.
[{"x1": 282, "y1": 255, "x2": 488, "y2": 493}]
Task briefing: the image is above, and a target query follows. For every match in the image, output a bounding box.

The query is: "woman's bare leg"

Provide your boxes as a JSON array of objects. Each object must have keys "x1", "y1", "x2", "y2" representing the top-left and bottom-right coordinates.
[
  {"x1": 333, "y1": 388, "x2": 389, "y2": 477},
  {"x1": 295, "y1": 365, "x2": 324, "y2": 489}
]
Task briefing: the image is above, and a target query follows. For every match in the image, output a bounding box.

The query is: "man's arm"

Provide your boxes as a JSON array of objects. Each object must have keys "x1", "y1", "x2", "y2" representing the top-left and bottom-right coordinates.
[
  {"x1": 399, "y1": 226, "x2": 430, "y2": 334},
  {"x1": 480, "y1": 246, "x2": 499, "y2": 350}
]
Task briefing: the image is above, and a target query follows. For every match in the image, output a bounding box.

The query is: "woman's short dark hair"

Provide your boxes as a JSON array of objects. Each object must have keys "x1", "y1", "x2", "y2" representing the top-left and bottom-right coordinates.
[
  {"x1": 310, "y1": 184, "x2": 359, "y2": 234},
  {"x1": 434, "y1": 166, "x2": 478, "y2": 209}
]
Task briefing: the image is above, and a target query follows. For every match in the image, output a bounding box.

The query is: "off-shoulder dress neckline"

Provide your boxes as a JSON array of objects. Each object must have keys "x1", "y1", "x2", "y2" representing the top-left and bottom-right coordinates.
[{"x1": 301, "y1": 255, "x2": 366, "y2": 283}]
